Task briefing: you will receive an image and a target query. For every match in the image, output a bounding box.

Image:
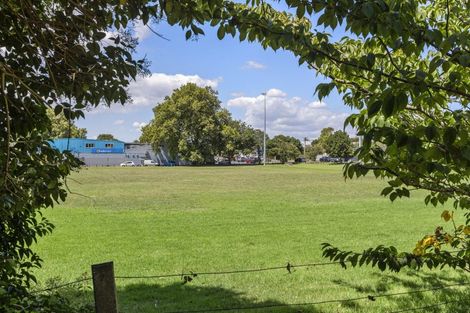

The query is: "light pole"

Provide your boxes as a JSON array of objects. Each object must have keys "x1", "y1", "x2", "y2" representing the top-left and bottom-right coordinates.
[
  {"x1": 261, "y1": 92, "x2": 267, "y2": 166},
  {"x1": 303, "y1": 137, "x2": 308, "y2": 161}
]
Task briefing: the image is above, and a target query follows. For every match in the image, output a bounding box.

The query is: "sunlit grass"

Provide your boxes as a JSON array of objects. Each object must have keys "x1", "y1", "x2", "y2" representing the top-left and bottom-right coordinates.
[{"x1": 34, "y1": 164, "x2": 469, "y2": 312}]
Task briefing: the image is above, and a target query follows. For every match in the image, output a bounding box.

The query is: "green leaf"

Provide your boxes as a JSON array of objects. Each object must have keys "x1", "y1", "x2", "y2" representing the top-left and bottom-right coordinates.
[
  {"x1": 443, "y1": 127, "x2": 457, "y2": 145},
  {"x1": 424, "y1": 125, "x2": 438, "y2": 140},
  {"x1": 296, "y1": 5, "x2": 305, "y2": 18},
  {"x1": 54, "y1": 105, "x2": 63, "y2": 116},
  {"x1": 361, "y1": 3, "x2": 374, "y2": 18},
  {"x1": 367, "y1": 101, "x2": 382, "y2": 117},
  {"x1": 382, "y1": 95, "x2": 395, "y2": 118},
  {"x1": 217, "y1": 25, "x2": 225, "y2": 40}
]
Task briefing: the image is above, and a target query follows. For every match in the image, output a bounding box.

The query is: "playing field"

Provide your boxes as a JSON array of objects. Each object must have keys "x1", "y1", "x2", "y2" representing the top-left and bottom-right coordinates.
[{"x1": 34, "y1": 164, "x2": 469, "y2": 312}]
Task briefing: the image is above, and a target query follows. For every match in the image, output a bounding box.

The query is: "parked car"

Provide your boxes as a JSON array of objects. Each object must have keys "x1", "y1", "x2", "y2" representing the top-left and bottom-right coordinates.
[
  {"x1": 120, "y1": 161, "x2": 136, "y2": 167},
  {"x1": 143, "y1": 160, "x2": 159, "y2": 166}
]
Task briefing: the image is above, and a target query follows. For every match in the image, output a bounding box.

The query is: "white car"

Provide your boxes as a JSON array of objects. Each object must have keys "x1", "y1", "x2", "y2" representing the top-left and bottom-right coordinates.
[
  {"x1": 120, "y1": 161, "x2": 136, "y2": 167},
  {"x1": 143, "y1": 160, "x2": 159, "y2": 166}
]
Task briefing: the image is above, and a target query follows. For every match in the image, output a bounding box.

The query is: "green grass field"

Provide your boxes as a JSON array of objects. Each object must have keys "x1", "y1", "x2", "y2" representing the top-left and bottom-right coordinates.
[{"x1": 34, "y1": 164, "x2": 469, "y2": 312}]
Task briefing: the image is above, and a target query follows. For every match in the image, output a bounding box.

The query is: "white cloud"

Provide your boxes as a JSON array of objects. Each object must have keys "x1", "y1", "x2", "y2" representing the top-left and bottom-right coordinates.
[
  {"x1": 132, "y1": 121, "x2": 148, "y2": 130},
  {"x1": 243, "y1": 60, "x2": 266, "y2": 70},
  {"x1": 133, "y1": 21, "x2": 151, "y2": 42},
  {"x1": 230, "y1": 92, "x2": 245, "y2": 97},
  {"x1": 86, "y1": 73, "x2": 221, "y2": 114},
  {"x1": 227, "y1": 88, "x2": 351, "y2": 139},
  {"x1": 308, "y1": 101, "x2": 327, "y2": 109},
  {"x1": 129, "y1": 73, "x2": 221, "y2": 108},
  {"x1": 113, "y1": 119, "x2": 125, "y2": 125}
]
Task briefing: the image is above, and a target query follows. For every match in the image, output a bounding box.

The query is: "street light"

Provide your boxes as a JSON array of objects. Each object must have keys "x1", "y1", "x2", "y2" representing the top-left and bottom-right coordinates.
[{"x1": 261, "y1": 92, "x2": 267, "y2": 166}]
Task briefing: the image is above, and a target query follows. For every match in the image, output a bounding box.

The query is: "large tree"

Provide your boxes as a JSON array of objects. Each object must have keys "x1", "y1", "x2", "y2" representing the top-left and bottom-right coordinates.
[
  {"x1": 97, "y1": 133, "x2": 116, "y2": 141},
  {"x1": 308, "y1": 127, "x2": 335, "y2": 158},
  {"x1": 325, "y1": 130, "x2": 353, "y2": 159},
  {"x1": 1, "y1": 0, "x2": 154, "y2": 309},
  {"x1": 141, "y1": 83, "x2": 226, "y2": 165},
  {"x1": 305, "y1": 143, "x2": 323, "y2": 161},
  {"x1": 267, "y1": 135, "x2": 302, "y2": 163},
  {"x1": 220, "y1": 118, "x2": 258, "y2": 163}
]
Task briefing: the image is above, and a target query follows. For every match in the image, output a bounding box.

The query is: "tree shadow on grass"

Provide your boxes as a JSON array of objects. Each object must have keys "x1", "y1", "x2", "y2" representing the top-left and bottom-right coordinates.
[
  {"x1": 331, "y1": 270, "x2": 470, "y2": 313},
  {"x1": 45, "y1": 270, "x2": 469, "y2": 313},
  {"x1": 117, "y1": 282, "x2": 325, "y2": 313}
]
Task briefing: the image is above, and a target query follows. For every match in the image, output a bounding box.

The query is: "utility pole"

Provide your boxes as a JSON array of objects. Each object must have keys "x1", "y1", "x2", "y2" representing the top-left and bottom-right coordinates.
[{"x1": 303, "y1": 137, "x2": 308, "y2": 161}]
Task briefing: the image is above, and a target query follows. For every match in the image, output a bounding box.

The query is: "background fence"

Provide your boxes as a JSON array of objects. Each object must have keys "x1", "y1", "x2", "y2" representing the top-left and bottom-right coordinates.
[{"x1": 31, "y1": 260, "x2": 470, "y2": 313}]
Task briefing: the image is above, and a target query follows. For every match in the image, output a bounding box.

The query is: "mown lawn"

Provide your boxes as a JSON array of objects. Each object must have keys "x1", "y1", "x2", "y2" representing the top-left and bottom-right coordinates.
[{"x1": 34, "y1": 164, "x2": 469, "y2": 312}]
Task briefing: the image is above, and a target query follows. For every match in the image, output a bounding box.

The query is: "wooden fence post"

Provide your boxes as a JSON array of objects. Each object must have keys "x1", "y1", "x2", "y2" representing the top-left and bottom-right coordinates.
[{"x1": 92, "y1": 261, "x2": 118, "y2": 313}]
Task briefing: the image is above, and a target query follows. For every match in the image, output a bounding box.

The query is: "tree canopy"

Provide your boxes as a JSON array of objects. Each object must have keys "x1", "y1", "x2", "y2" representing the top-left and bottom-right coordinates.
[
  {"x1": 46, "y1": 108, "x2": 87, "y2": 139},
  {"x1": 325, "y1": 130, "x2": 353, "y2": 159},
  {"x1": 267, "y1": 135, "x2": 302, "y2": 163},
  {"x1": 140, "y1": 83, "x2": 228, "y2": 165},
  {"x1": 97, "y1": 134, "x2": 116, "y2": 141},
  {"x1": 1, "y1": 0, "x2": 153, "y2": 309},
  {"x1": 141, "y1": 83, "x2": 263, "y2": 164}
]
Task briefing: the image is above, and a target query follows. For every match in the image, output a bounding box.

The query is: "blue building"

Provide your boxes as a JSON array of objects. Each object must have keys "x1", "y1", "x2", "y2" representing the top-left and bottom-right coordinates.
[
  {"x1": 51, "y1": 138, "x2": 125, "y2": 154},
  {"x1": 50, "y1": 138, "x2": 186, "y2": 166},
  {"x1": 50, "y1": 138, "x2": 128, "y2": 166}
]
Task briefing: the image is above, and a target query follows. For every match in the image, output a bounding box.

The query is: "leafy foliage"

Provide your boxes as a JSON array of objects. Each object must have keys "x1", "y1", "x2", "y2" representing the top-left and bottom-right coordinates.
[
  {"x1": 267, "y1": 135, "x2": 302, "y2": 163},
  {"x1": 221, "y1": 119, "x2": 259, "y2": 163},
  {"x1": 155, "y1": 0, "x2": 470, "y2": 271},
  {"x1": 304, "y1": 143, "x2": 323, "y2": 161},
  {"x1": 140, "y1": 83, "x2": 228, "y2": 165},
  {"x1": 96, "y1": 134, "x2": 116, "y2": 141},
  {"x1": 0, "y1": 0, "x2": 153, "y2": 310},
  {"x1": 325, "y1": 130, "x2": 353, "y2": 159},
  {"x1": 141, "y1": 83, "x2": 264, "y2": 164},
  {"x1": 46, "y1": 109, "x2": 87, "y2": 139}
]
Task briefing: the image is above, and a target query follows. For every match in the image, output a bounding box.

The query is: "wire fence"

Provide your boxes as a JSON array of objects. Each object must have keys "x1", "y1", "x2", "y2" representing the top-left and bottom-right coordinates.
[
  {"x1": 32, "y1": 260, "x2": 344, "y2": 294},
  {"x1": 30, "y1": 277, "x2": 92, "y2": 294},
  {"x1": 114, "y1": 260, "x2": 343, "y2": 280},
  {"x1": 30, "y1": 259, "x2": 470, "y2": 312},
  {"x1": 162, "y1": 282, "x2": 470, "y2": 313}
]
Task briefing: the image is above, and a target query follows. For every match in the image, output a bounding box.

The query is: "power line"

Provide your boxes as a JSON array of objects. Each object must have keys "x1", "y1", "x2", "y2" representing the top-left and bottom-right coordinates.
[{"x1": 162, "y1": 282, "x2": 470, "y2": 313}]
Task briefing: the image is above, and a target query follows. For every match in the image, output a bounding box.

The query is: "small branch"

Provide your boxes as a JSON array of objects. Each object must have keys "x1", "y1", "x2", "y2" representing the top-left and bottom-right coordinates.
[
  {"x1": 2, "y1": 73, "x2": 11, "y2": 190},
  {"x1": 146, "y1": 24, "x2": 170, "y2": 41},
  {"x1": 445, "y1": 0, "x2": 450, "y2": 38},
  {"x1": 377, "y1": 36, "x2": 404, "y2": 76},
  {"x1": 309, "y1": 62, "x2": 372, "y2": 95}
]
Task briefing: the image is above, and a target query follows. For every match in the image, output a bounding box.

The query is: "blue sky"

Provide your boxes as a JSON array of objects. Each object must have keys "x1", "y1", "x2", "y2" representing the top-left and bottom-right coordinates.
[{"x1": 78, "y1": 9, "x2": 353, "y2": 143}]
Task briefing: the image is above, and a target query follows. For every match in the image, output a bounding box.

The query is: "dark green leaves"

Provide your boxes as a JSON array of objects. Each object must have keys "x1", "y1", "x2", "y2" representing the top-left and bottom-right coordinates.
[
  {"x1": 443, "y1": 127, "x2": 457, "y2": 145},
  {"x1": 315, "y1": 83, "x2": 335, "y2": 100},
  {"x1": 382, "y1": 94, "x2": 395, "y2": 118},
  {"x1": 217, "y1": 25, "x2": 225, "y2": 40},
  {"x1": 361, "y1": 3, "x2": 375, "y2": 19},
  {"x1": 367, "y1": 101, "x2": 382, "y2": 117}
]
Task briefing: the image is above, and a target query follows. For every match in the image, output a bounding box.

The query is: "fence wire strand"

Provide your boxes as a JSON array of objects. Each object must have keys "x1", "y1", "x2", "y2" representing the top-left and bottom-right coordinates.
[
  {"x1": 31, "y1": 277, "x2": 92, "y2": 294},
  {"x1": 114, "y1": 261, "x2": 343, "y2": 280},
  {"x1": 30, "y1": 258, "x2": 470, "y2": 313},
  {"x1": 162, "y1": 282, "x2": 470, "y2": 313}
]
